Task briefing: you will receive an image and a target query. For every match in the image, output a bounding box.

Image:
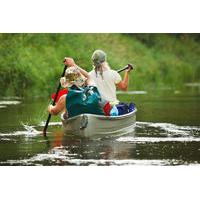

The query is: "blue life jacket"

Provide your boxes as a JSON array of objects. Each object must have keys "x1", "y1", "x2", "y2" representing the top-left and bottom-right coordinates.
[{"x1": 66, "y1": 85, "x2": 104, "y2": 118}]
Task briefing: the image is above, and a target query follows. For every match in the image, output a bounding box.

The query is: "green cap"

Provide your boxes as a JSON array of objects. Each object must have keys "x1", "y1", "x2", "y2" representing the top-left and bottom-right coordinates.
[{"x1": 91, "y1": 50, "x2": 106, "y2": 66}]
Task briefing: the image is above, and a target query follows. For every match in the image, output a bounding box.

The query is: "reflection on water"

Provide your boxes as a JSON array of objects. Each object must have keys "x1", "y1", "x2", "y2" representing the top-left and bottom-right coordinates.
[
  {"x1": 0, "y1": 100, "x2": 21, "y2": 109},
  {"x1": 0, "y1": 120, "x2": 200, "y2": 166},
  {"x1": 0, "y1": 100, "x2": 21, "y2": 105},
  {"x1": 0, "y1": 88, "x2": 200, "y2": 166}
]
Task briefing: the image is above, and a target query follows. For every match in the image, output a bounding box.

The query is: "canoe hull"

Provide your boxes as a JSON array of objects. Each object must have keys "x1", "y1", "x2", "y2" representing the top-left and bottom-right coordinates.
[{"x1": 62, "y1": 109, "x2": 137, "y2": 137}]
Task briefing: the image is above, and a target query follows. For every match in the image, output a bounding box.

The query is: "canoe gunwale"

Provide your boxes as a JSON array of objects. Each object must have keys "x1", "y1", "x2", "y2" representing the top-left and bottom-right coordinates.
[{"x1": 63, "y1": 108, "x2": 137, "y2": 122}]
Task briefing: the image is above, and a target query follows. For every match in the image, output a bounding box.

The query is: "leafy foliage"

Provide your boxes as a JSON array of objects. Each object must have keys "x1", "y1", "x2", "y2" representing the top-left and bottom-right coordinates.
[{"x1": 0, "y1": 33, "x2": 199, "y2": 97}]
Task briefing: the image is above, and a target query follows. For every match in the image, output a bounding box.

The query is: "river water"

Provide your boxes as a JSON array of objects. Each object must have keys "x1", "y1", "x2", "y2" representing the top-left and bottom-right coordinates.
[{"x1": 0, "y1": 86, "x2": 200, "y2": 166}]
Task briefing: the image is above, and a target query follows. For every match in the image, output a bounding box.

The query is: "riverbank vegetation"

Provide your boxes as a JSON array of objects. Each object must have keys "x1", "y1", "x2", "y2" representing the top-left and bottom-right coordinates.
[{"x1": 0, "y1": 33, "x2": 199, "y2": 97}]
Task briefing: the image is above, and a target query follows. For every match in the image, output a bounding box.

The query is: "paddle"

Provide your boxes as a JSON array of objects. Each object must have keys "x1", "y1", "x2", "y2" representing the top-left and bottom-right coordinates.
[
  {"x1": 117, "y1": 63, "x2": 134, "y2": 73},
  {"x1": 50, "y1": 63, "x2": 134, "y2": 103},
  {"x1": 43, "y1": 62, "x2": 134, "y2": 136},
  {"x1": 43, "y1": 65, "x2": 67, "y2": 136}
]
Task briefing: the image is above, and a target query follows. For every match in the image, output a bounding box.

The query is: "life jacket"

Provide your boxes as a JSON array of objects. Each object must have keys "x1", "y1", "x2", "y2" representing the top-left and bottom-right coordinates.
[
  {"x1": 51, "y1": 89, "x2": 68, "y2": 103},
  {"x1": 66, "y1": 85, "x2": 104, "y2": 118}
]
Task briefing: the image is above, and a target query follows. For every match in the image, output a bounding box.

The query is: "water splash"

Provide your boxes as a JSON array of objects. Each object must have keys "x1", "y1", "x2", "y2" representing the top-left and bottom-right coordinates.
[
  {"x1": 22, "y1": 123, "x2": 41, "y2": 136},
  {"x1": 0, "y1": 123, "x2": 40, "y2": 138}
]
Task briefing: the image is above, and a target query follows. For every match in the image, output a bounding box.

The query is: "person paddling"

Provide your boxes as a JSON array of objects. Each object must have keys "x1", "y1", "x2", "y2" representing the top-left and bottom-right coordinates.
[
  {"x1": 48, "y1": 58, "x2": 104, "y2": 118},
  {"x1": 89, "y1": 50, "x2": 132, "y2": 103}
]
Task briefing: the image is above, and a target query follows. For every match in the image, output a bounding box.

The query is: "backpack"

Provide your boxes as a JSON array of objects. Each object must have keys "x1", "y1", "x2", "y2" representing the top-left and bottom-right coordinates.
[
  {"x1": 66, "y1": 85, "x2": 104, "y2": 118},
  {"x1": 116, "y1": 102, "x2": 135, "y2": 115}
]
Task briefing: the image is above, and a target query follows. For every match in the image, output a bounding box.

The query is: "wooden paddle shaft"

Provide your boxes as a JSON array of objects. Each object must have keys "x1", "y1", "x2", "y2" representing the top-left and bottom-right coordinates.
[
  {"x1": 43, "y1": 65, "x2": 67, "y2": 136},
  {"x1": 117, "y1": 63, "x2": 134, "y2": 73}
]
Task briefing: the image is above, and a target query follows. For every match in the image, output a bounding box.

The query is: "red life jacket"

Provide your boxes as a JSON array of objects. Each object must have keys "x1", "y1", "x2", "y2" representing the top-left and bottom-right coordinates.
[{"x1": 51, "y1": 89, "x2": 68, "y2": 103}]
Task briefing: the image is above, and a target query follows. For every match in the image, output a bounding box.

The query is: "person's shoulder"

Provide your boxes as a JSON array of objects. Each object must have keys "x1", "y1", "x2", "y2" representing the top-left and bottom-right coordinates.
[
  {"x1": 108, "y1": 69, "x2": 122, "y2": 83},
  {"x1": 109, "y1": 69, "x2": 119, "y2": 76},
  {"x1": 110, "y1": 69, "x2": 118, "y2": 73},
  {"x1": 102, "y1": 69, "x2": 112, "y2": 73}
]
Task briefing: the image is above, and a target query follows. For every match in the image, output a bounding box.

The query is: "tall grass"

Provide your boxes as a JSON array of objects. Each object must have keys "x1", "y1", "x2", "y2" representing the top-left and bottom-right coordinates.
[{"x1": 0, "y1": 33, "x2": 199, "y2": 97}]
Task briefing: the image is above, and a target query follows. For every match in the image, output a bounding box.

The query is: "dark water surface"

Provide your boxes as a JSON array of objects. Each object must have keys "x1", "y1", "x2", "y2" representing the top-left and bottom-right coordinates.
[{"x1": 0, "y1": 86, "x2": 200, "y2": 166}]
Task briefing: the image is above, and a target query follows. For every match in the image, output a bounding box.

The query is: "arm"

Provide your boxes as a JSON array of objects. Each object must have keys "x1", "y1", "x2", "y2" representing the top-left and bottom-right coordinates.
[
  {"x1": 63, "y1": 57, "x2": 90, "y2": 79},
  {"x1": 75, "y1": 65, "x2": 90, "y2": 79},
  {"x1": 63, "y1": 57, "x2": 95, "y2": 86},
  {"x1": 75, "y1": 65, "x2": 95, "y2": 86},
  {"x1": 116, "y1": 67, "x2": 132, "y2": 91},
  {"x1": 48, "y1": 95, "x2": 66, "y2": 115}
]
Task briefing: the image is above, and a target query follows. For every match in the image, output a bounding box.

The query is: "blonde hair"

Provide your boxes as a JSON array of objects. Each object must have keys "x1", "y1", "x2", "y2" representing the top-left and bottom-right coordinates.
[
  {"x1": 93, "y1": 61, "x2": 111, "y2": 79},
  {"x1": 60, "y1": 66, "x2": 86, "y2": 88}
]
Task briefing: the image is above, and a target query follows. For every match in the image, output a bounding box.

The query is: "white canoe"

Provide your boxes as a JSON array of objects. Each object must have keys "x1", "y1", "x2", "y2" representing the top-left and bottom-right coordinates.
[{"x1": 61, "y1": 108, "x2": 137, "y2": 137}]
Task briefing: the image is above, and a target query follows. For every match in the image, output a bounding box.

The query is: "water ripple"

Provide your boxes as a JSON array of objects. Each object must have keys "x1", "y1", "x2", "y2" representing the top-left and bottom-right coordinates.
[
  {"x1": 0, "y1": 100, "x2": 21, "y2": 105},
  {"x1": 136, "y1": 121, "x2": 200, "y2": 136},
  {"x1": 0, "y1": 154, "x2": 172, "y2": 166},
  {"x1": 2, "y1": 153, "x2": 199, "y2": 166},
  {"x1": 0, "y1": 124, "x2": 40, "y2": 138},
  {"x1": 116, "y1": 136, "x2": 200, "y2": 143},
  {"x1": 39, "y1": 121, "x2": 62, "y2": 126}
]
